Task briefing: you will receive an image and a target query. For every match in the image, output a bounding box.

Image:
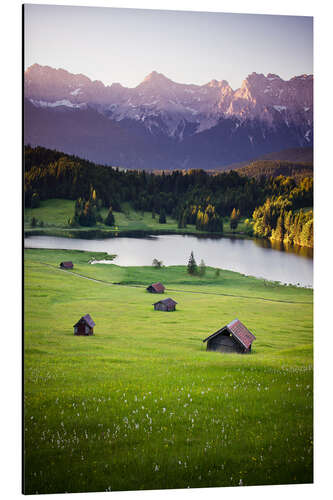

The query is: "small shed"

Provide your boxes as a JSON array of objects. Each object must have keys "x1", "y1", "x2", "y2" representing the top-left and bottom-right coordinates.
[
  {"x1": 146, "y1": 282, "x2": 165, "y2": 294},
  {"x1": 153, "y1": 298, "x2": 177, "y2": 312},
  {"x1": 73, "y1": 314, "x2": 95, "y2": 336},
  {"x1": 60, "y1": 261, "x2": 73, "y2": 269},
  {"x1": 203, "y1": 319, "x2": 256, "y2": 354}
]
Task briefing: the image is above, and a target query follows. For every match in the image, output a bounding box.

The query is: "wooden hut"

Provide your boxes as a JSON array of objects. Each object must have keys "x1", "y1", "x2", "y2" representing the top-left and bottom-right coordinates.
[
  {"x1": 60, "y1": 261, "x2": 73, "y2": 269},
  {"x1": 73, "y1": 314, "x2": 95, "y2": 336},
  {"x1": 203, "y1": 319, "x2": 256, "y2": 354},
  {"x1": 146, "y1": 282, "x2": 165, "y2": 294},
  {"x1": 153, "y1": 298, "x2": 177, "y2": 312}
]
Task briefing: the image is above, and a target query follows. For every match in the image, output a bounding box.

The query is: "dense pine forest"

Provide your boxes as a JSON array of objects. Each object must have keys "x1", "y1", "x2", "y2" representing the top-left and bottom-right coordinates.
[
  {"x1": 24, "y1": 146, "x2": 313, "y2": 247},
  {"x1": 234, "y1": 159, "x2": 313, "y2": 180}
]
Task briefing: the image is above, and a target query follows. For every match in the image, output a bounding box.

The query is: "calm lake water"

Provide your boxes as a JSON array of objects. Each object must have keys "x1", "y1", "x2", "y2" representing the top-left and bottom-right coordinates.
[{"x1": 24, "y1": 234, "x2": 313, "y2": 288}]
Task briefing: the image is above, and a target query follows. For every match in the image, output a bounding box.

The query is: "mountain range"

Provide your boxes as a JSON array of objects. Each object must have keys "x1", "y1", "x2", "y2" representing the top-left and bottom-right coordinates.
[{"x1": 24, "y1": 64, "x2": 313, "y2": 170}]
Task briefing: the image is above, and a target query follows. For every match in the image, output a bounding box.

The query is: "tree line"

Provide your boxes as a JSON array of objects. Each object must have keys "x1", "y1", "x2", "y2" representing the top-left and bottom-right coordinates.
[
  {"x1": 236, "y1": 159, "x2": 313, "y2": 181},
  {"x1": 252, "y1": 197, "x2": 313, "y2": 248},
  {"x1": 24, "y1": 145, "x2": 313, "y2": 246}
]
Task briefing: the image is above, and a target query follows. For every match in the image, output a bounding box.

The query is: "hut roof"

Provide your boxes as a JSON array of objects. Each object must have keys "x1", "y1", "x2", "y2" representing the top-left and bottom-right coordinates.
[
  {"x1": 227, "y1": 319, "x2": 256, "y2": 349},
  {"x1": 203, "y1": 318, "x2": 256, "y2": 350},
  {"x1": 153, "y1": 298, "x2": 177, "y2": 306},
  {"x1": 150, "y1": 282, "x2": 165, "y2": 292},
  {"x1": 73, "y1": 314, "x2": 95, "y2": 328}
]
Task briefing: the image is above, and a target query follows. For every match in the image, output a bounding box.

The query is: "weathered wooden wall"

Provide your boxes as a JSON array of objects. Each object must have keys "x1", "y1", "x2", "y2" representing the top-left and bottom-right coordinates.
[
  {"x1": 154, "y1": 303, "x2": 175, "y2": 311},
  {"x1": 207, "y1": 333, "x2": 245, "y2": 353},
  {"x1": 74, "y1": 322, "x2": 93, "y2": 336}
]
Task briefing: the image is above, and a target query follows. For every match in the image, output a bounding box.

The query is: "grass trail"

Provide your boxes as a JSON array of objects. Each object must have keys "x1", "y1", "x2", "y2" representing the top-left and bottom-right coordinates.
[{"x1": 38, "y1": 260, "x2": 312, "y2": 305}]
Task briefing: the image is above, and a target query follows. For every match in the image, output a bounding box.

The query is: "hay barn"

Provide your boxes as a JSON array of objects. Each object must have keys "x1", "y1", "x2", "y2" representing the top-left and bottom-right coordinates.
[
  {"x1": 146, "y1": 282, "x2": 165, "y2": 293},
  {"x1": 73, "y1": 314, "x2": 95, "y2": 336},
  {"x1": 60, "y1": 261, "x2": 73, "y2": 269},
  {"x1": 203, "y1": 319, "x2": 256, "y2": 354},
  {"x1": 153, "y1": 298, "x2": 177, "y2": 311}
]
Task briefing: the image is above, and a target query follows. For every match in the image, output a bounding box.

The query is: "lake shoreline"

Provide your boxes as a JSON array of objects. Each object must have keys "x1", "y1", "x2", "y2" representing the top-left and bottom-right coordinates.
[
  {"x1": 24, "y1": 227, "x2": 313, "y2": 258},
  {"x1": 24, "y1": 233, "x2": 313, "y2": 288},
  {"x1": 24, "y1": 247, "x2": 313, "y2": 291},
  {"x1": 24, "y1": 226, "x2": 251, "y2": 240}
]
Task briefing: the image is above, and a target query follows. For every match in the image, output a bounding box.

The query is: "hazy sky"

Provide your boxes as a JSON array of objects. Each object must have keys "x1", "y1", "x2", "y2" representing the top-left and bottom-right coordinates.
[{"x1": 24, "y1": 4, "x2": 313, "y2": 90}]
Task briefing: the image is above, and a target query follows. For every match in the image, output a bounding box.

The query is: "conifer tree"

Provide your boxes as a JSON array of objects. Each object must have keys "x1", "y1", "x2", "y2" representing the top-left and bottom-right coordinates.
[
  {"x1": 300, "y1": 217, "x2": 313, "y2": 248},
  {"x1": 104, "y1": 206, "x2": 115, "y2": 226},
  {"x1": 271, "y1": 211, "x2": 285, "y2": 242},
  {"x1": 159, "y1": 209, "x2": 166, "y2": 224},
  {"x1": 230, "y1": 208, "x2": 239, "y2": 231},
  {"x1": 31, "y1": 192, "x2": 40, "y2": 208},
  {"x1": 78, "y1": 200, "x2": 96, "y2": 226},
  {"x1": 91, "y1": 187, "x2": 97, "y2": 202},
  {"x1": 187, "y1": 251, "x2": 198, "y2": 275},
  {"x1": 178, "y1": 209, "x2": 187, "y2": 228},
  {"x1": 283, "y1": 210, "x2": 293, "y2": 243}
]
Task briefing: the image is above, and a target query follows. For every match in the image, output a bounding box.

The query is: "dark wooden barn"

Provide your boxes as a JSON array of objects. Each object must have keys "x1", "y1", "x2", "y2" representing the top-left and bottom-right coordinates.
[
  {"x1": 146, "y1": 282, "x2": 165, "y2": 293},
  {"x1": 203, "y1": 319, "x2": 256, "y2": 354},
  {"x1": 73, "y1": 314, "x2": 95, "y2": 336},
  {"x1": 60, "y1": 261, "x2": 73, "y2": 269},
  {"x1": 153, "y1": 298, "x2": 177, "y2": 312}
]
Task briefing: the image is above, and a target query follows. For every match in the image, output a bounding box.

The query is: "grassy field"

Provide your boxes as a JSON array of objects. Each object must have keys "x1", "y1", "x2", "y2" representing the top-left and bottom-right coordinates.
[
  {"x1": 24, "y1": 248, "x2": 313, "y2": 494},
  {"x1": 24, "y1": 198, "x2": 250, "y2": 236}
]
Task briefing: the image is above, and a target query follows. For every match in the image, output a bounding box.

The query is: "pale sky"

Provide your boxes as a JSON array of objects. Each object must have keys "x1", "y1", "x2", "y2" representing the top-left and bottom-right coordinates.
[{"x1": 24, "y1": 4, "x2": 313, "y2": 90}]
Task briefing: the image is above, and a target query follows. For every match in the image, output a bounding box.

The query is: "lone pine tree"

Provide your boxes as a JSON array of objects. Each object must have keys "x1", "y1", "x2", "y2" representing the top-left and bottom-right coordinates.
[
  {"x1": 104, "y1": 206, "x2": 115, "y2": 226},
  {"x1": 187, "y1": 251, "x2": 198, "y2": 275}
]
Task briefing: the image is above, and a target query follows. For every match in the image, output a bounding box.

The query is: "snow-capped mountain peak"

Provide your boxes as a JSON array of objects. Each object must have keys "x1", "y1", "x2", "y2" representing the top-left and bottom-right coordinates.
[{"x1": 24, "y1": 64, "x2": 313, "y2": 164}]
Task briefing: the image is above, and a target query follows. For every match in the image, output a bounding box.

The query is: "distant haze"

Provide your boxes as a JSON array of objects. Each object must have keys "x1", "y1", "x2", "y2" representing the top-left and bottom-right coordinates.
[{"x1": 24, "y1": 4, "x2": 313, "y2": 91}]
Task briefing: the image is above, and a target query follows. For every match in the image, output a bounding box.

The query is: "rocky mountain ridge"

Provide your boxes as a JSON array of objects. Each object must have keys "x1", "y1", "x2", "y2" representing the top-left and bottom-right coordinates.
[
  {"x1": 25, "y1": 64, "x2": 313, "y2": 137},
  {"x1": 24, "y1": 64, "x2": 313, "y2": 169}
]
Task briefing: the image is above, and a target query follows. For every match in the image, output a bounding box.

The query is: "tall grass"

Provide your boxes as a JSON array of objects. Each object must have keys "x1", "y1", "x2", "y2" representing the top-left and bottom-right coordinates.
[{"x1": 24, "y1": 249, "x2": 313, "y2": 494}]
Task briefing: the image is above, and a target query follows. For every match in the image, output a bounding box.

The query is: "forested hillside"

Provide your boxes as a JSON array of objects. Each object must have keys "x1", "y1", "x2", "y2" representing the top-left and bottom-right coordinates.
[
  {"x1": 234, "y1": 160, "x2": 313, "y2": 180},
  {"x1": 24, "y1": 146, "x2": 313, "y2": 246}
]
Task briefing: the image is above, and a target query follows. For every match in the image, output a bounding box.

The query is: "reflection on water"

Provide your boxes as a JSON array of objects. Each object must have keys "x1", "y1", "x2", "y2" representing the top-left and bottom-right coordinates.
[
  {"x1": 253, "y1": 238, "x2": 313, "y2": 259},
  {"x1": 24, "y1": 233, "x2": 313, "y2": 288}
]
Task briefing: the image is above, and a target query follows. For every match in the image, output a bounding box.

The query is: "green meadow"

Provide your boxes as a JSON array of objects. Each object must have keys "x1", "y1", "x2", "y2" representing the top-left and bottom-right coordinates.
[
  {"x1": 24, "y1": 248, "x2": 313, "y2": 494},
  {"x1": 24, "y1": 198, "x2": 249, "y2": 236}
]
